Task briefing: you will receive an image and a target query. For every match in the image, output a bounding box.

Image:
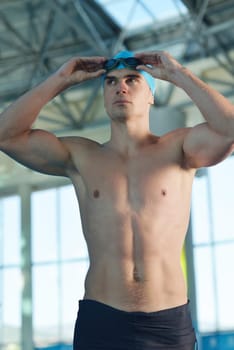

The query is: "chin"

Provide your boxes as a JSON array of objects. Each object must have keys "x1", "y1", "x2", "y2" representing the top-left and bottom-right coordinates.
[{"x1": 112, "y1": 116, "x2": 127, "y2": 123}]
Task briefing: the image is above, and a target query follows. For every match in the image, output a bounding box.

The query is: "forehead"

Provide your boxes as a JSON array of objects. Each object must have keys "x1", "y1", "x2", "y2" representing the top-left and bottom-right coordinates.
[{"x1": 105, "y1": 68, "x2": 143, "y2": 79}]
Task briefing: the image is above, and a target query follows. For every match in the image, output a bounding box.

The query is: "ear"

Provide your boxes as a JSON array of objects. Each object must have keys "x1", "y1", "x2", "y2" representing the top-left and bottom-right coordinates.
[{"x1": 149, "y1": 92, "x2": 154, "y2": 105}]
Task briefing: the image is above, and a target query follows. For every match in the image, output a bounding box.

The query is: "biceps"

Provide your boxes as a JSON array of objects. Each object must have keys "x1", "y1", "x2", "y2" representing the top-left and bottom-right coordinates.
[
  {"x1": 1, "y1": 129, "x2": 71, "y2": 176},
  {"x1": 183, "y1": 123, "x2": 234, "y2": 168}
]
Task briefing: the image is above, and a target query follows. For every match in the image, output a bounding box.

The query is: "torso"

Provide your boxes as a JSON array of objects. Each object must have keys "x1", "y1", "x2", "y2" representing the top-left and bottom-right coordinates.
[{"x1": 67, "y1": 129, "x2": 196, "y2": 312}]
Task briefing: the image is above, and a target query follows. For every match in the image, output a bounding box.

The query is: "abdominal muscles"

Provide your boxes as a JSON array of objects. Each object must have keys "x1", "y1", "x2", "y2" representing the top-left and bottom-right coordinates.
[
  {"x1": 80, "y1": 164, "x2": 191, "y2": 311},
  {"x1": 83, "y1": 207, "x2": 188, "y2": 311}
]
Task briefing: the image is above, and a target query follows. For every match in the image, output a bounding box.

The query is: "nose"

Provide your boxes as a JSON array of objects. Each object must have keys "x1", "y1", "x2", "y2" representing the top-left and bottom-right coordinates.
[{"x1": 116, "y1": 79, "x2": 128, "y2": 94}]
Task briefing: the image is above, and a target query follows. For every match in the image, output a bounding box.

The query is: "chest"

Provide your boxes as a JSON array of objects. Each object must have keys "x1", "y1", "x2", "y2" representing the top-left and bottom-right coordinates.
[{"x1": 74, "y1": 147, "x2": 189, "y2": 208}]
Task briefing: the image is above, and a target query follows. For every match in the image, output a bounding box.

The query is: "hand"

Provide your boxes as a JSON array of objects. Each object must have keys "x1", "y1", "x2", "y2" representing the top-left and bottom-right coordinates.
[
  {"x1": 56, "y1": 56, "x2": 107, "y2": 87},
  {"x1": 135, "y1": 51, "x2": 184, "y2": 85}
]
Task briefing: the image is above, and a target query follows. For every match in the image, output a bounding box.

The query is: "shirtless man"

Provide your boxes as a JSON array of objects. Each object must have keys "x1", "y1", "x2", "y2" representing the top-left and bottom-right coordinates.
[{"x1": 0, "y1": 50, "x2": 234, "y2": 350}]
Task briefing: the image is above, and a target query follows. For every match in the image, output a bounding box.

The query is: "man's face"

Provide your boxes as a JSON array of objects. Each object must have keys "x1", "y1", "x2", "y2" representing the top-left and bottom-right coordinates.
[{"x1": 103, "y1": 69, "x2": 154, "y2": 122}]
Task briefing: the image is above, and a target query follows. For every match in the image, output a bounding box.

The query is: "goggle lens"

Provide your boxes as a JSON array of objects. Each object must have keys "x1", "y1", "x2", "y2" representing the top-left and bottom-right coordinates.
[{"x1": 103, "y1": 57, "x2": 142, "y2": 71}]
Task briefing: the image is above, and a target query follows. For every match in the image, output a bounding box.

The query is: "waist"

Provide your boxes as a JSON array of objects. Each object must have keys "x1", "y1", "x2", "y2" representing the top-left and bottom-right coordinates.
[
  {"x1": 84, "y1": 259, "x2": 187, "y2": 312},
  {"x1": 80, "y1": 298, "x2": 191, "y2": 317},
  {"x1": 82, "y1": 298, "x2": 191, "y2": 316}
]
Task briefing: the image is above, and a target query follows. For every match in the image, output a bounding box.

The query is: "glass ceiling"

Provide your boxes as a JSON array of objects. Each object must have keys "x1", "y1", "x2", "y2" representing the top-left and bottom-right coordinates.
[
  {"x1": 96, "y1": 0, "x2": 188, "y2": 30},
  {"x1": 95, "y1": 0, "x2": 189, "y2": 102}
]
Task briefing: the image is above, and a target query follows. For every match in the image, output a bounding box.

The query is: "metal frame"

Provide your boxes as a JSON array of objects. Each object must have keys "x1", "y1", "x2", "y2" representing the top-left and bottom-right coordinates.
[{"x1": 0, "y1": 0, "x2": 233, "y2": 132}]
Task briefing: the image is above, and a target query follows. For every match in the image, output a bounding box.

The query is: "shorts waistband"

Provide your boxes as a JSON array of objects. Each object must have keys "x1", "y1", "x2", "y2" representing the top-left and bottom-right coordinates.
[{"x1": 79, "y1": 298, "x2": 190, "y2": 317}]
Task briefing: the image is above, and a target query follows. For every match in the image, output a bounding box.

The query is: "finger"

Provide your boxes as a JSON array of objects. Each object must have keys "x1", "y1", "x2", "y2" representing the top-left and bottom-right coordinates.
[
  {"x1": 136, "y1": 65, "x2": 164, "y2": 81},
  {"x1": 84, "y1": 69, "x2": 106, "y2": 80},
  {"x1": 74, "y1": 56, "x2": 107, "y2": 64},
  {"x1": 80, "y1": 61, "x2": 106, "y2": 73},
  {"x1": 136, "y1": 65, "x2": 154, "y2": 74},
  {"x1": 74, "y1": 57, "x2": 107, "y2": 72},
  {"x1": 80, "y1": 56, "x2": 107, "y2": 61},
  {"x1": 136, "y1": 53, "x2": 163, "y2": 66},
  {"x1": 136, "y1": 65, "x2": 162, "y2": 77}
]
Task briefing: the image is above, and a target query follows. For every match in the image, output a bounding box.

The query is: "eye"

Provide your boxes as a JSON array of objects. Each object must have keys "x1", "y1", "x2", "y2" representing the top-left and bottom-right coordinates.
[
  {"x1": 127, "y1": 77, "x2": 138, "y2": 84},
  {"x1": 105, "y1": 78, "x2": 116, "y2": 85}
]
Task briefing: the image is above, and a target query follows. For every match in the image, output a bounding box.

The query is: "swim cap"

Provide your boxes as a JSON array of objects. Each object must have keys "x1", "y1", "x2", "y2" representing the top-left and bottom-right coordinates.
[{"x1": 103, "y1": 50, "x2": 155, "y2": 96}]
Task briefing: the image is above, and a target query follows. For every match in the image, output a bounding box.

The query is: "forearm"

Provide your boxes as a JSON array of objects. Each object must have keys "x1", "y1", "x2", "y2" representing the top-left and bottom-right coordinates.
[
  {"x1": 0, "y1": 72, "x2": 67, "y2": 141},
  {"x1": 137, "y1": 51, "x2": 234, "y2": 137},
  {"x1": 174, "y1": 66, "x2": 234, "y2": 137}
]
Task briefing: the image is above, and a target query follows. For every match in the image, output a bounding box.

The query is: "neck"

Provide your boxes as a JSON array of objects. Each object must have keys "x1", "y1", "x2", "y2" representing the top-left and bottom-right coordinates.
[{"x1": 107, "y1": 117, "x2": 152, "y2": 155}]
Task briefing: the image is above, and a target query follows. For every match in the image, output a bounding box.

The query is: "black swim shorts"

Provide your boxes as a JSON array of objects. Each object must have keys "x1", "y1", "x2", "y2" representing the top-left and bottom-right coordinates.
[{"x1": 73, "y1": 299, "x2": 197, "y2": 350}]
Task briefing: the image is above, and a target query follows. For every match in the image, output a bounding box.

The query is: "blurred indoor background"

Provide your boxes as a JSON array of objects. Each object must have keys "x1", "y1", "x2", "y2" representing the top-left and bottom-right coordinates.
[{"x1": 0, "y1": 0, "x2": 234, "y2": 349}]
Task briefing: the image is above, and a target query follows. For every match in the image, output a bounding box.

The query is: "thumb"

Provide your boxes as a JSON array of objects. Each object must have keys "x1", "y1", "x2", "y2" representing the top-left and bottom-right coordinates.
[
  {"x1": 137, "y1": 64, "x2": 161, "y2": 78},
  {"x1": 136, "y1": 65, "x2": 154, "y2": 75},
  {"x1": 80, "y1": 69, "x2": 106, "y2": 82},
  {"x1": 137, "y1": 65, "x2": 166, "y2": 81}
]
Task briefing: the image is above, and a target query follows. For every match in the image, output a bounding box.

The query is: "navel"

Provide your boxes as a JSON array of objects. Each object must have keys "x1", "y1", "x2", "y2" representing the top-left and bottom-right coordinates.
[
  {"x1": 93, "y1": 189, "x2": 100, "y2": 198},
  {"x1": 161, "y1": 189, "x2": 167, "y2": 196},
  {"x1": 133, "y1": 265, "x2": 142, "y2": 282}
]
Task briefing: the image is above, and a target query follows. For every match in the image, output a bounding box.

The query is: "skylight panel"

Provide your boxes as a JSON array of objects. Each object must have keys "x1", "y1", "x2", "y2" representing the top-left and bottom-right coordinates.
[{"x1": 96, "y1": 0, "x2": 188, "y2": 30}]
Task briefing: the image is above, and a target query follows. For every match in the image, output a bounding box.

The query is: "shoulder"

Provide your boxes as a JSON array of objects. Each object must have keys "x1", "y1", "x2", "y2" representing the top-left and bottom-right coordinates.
[
  {"x1": 59, "y1": 135, "x2": 102, "y2": 152},
  {"x1": 157, "y1": 127, "x2": 190, "y2": 146},
  {"x1": 57, "y1": 136, "x2": 104, "y2": 176},
  {"x1": 153, "y1": 128, "x2": 193, "y2": 168}
]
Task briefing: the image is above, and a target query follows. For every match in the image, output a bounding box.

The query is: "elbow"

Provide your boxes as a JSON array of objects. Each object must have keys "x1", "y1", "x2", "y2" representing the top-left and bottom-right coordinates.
[
  {"x1": 0, "y1": 131, "x2": 12, "y2": 150},
  {"x1": 0, "y1": 134, "x2": 7, "y2": 150},
  {"x1": 227, "y1": 119, "x2": 234, "y2": 139}
]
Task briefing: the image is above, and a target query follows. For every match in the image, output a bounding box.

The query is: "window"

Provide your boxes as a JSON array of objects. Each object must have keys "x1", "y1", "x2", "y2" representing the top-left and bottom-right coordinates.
[
  {"x1": 192, "y1": 157, "x2": 234, "y2": 332},
  {"x1": 32, "y1": 185, "x2": 89, "y2": 347},
  {"x1": 0, "y1": 195, "x2": 21, "y2": 349}
]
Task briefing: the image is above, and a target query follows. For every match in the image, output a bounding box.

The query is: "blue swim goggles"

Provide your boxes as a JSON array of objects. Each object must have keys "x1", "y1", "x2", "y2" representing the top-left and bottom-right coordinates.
[{"x1": 103, "y1": 57, "x2": 143, "y2": 71}]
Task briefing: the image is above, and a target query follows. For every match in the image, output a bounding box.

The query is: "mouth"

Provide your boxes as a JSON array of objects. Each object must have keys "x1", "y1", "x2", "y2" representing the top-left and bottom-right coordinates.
[{"x1": 113, "y1": 100, "x2": 131, "y2": 105}]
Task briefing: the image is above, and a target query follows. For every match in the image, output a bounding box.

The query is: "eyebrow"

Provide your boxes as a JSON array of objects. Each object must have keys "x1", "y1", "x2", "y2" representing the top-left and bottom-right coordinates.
[{"x1": 104, "y1": 74, "x2": 141, "y2": 81}]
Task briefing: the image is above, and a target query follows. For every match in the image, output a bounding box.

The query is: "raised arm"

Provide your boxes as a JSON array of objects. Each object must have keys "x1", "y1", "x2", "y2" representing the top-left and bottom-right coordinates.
[
  {"x1": 0, "y1": 56, "x2": 106, "y2": 176},
  {"x1": 136, "y1": 51, "x2": 234, "y2": 168}
]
